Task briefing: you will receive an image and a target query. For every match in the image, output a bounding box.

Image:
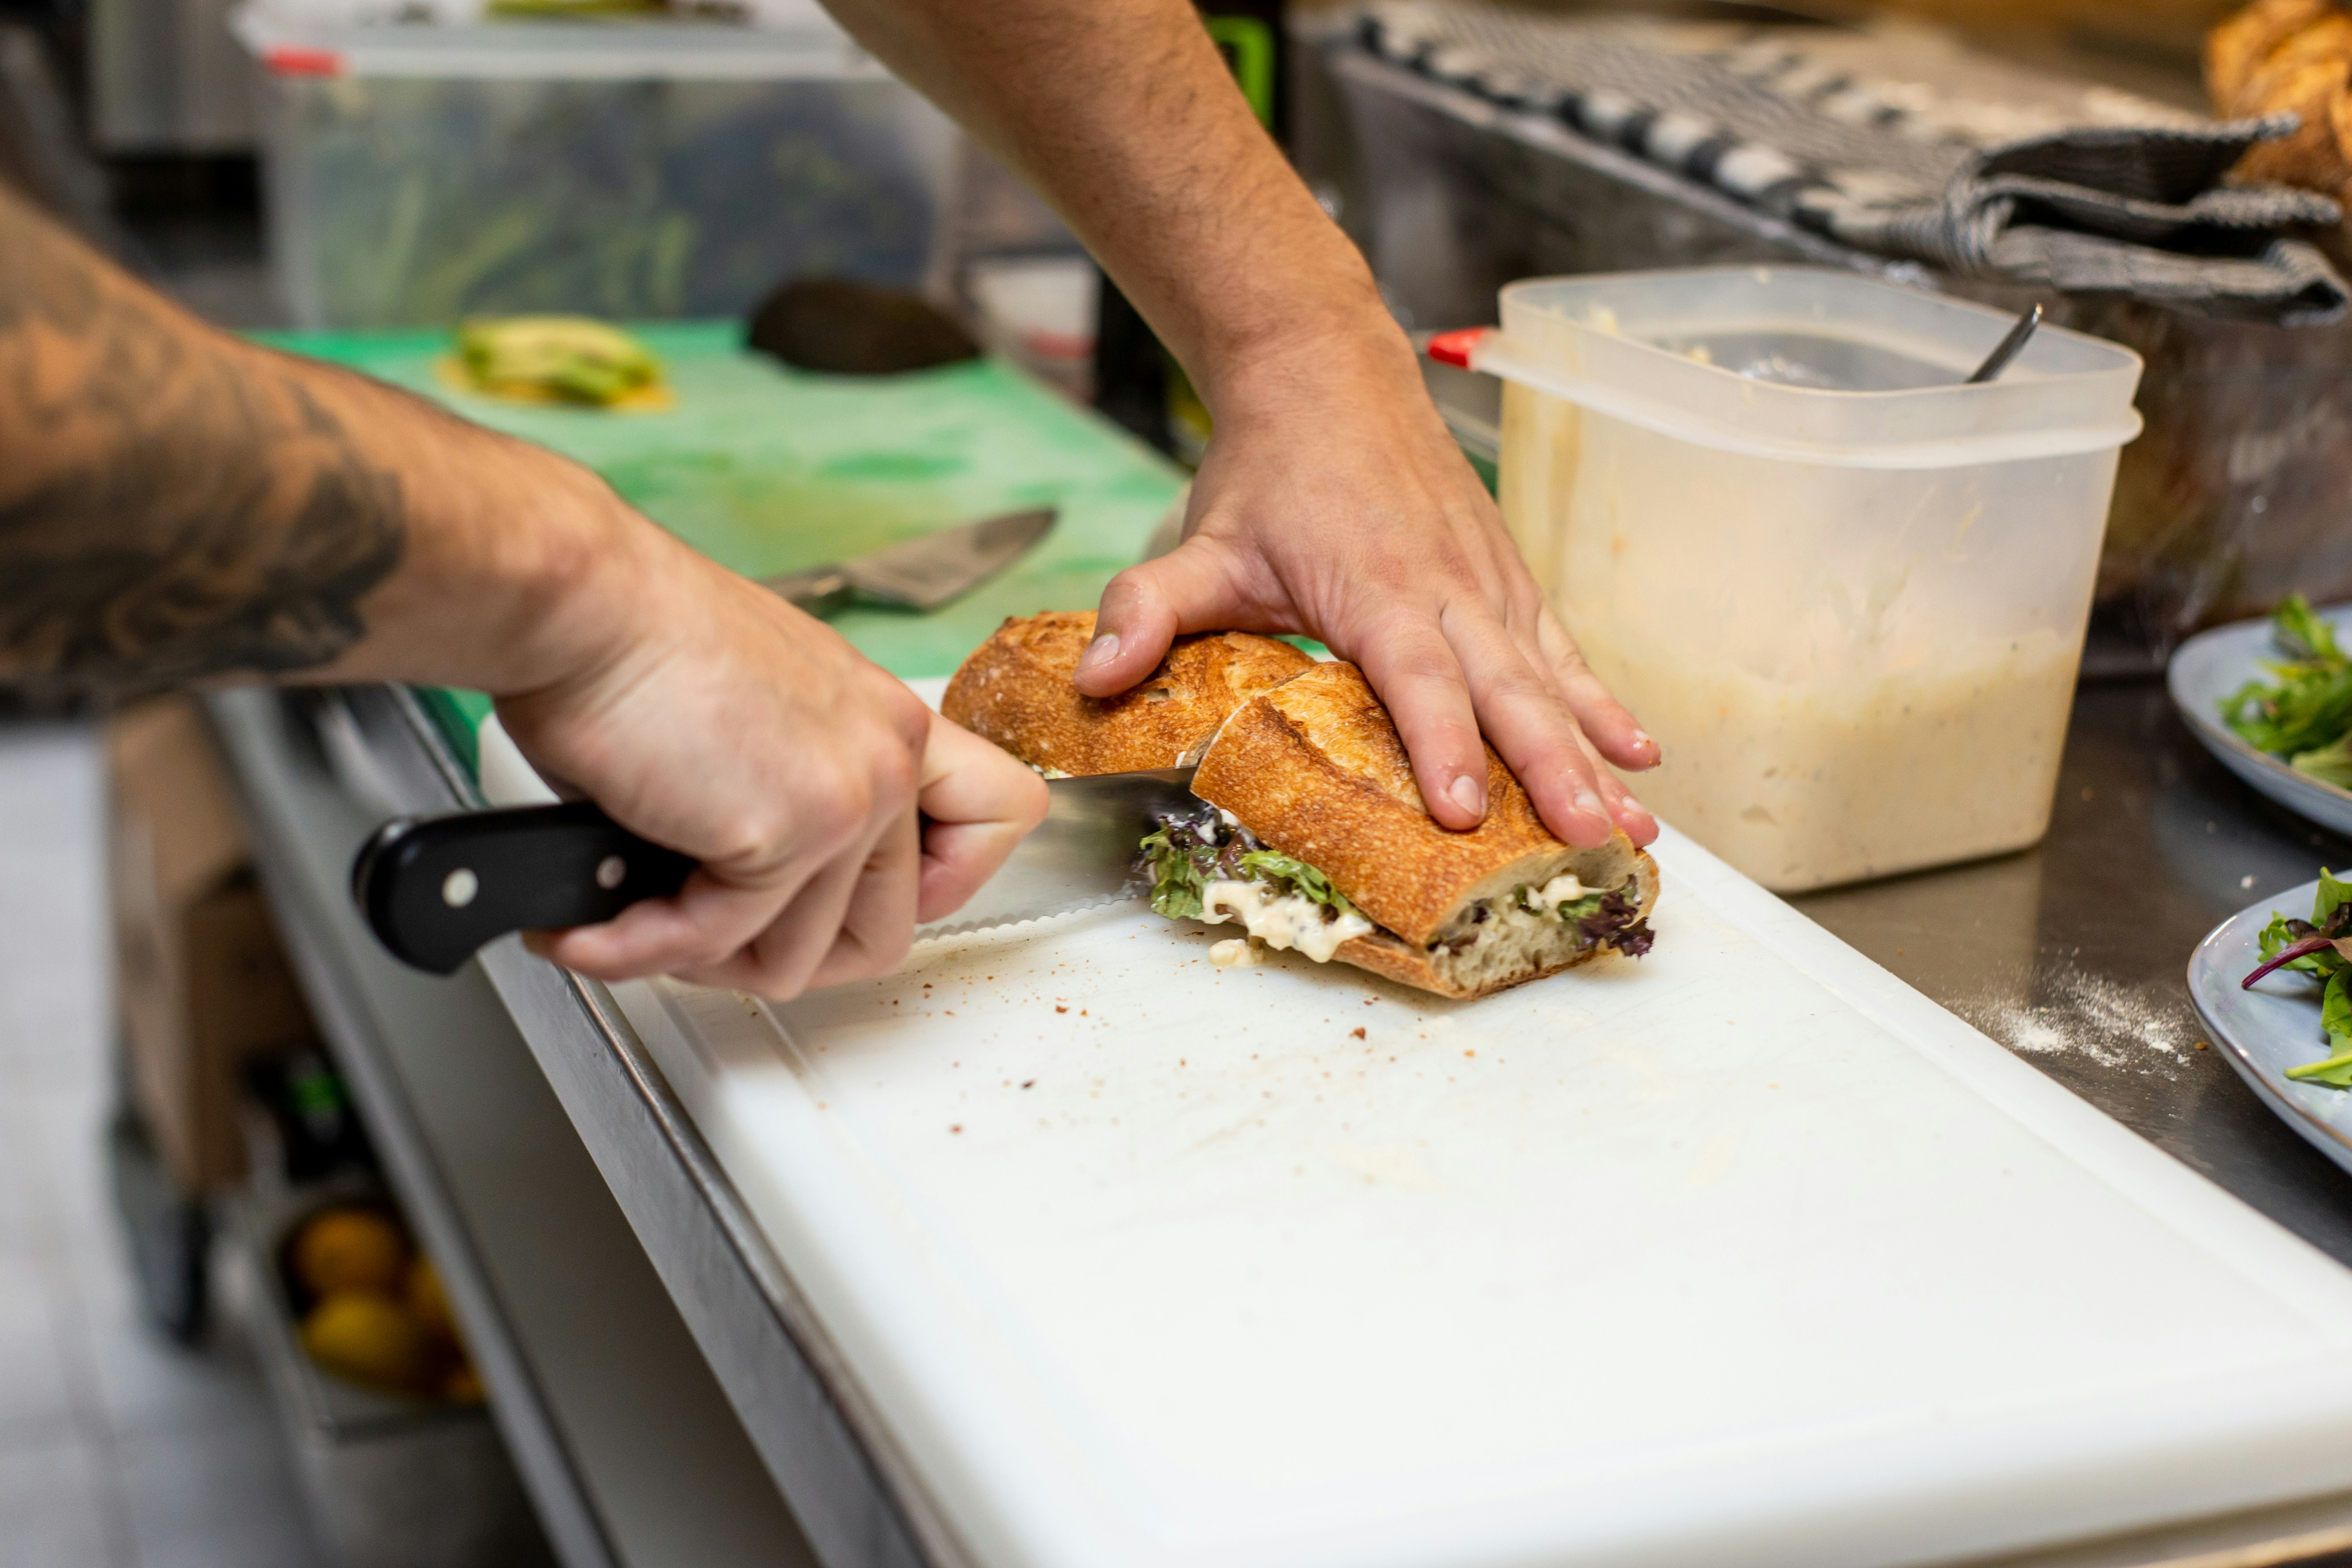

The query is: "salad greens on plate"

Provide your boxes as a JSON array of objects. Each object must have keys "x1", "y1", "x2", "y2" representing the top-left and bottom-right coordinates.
[
  {"x1": 2246, "y1": 870, "x2": 2352, "y2": 1086},
  {"x1": 2221, "y1": 595, "x2": 2352, "y2": 788}
]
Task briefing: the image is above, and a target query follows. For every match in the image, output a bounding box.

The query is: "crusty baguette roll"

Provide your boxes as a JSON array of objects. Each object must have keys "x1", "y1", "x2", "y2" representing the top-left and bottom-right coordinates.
[
  {"x1": 1189, "y1": 661, "x2": 1658, "y2": 1000},
  {"x1": 2206, "y1": 0, "x2": 2352, "y2": 199},
  {"x1": 943, "y1": 610, "x2": 1314, "y2": 775}
]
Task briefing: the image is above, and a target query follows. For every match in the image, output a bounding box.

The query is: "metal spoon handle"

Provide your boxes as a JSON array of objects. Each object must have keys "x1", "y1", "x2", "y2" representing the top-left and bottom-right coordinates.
[{"x1": 1965, "y1": 303, "x2": 2042, "y2": 385}]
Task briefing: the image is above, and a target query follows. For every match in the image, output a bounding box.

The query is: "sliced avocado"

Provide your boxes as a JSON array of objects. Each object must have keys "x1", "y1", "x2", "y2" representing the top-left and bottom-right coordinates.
[{"x1": 456, "y1": 316, "x2": 662, "y2": 406}]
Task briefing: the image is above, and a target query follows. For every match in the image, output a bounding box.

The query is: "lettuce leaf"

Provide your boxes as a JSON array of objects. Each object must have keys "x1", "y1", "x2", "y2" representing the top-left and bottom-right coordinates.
[
  {"x1": 2221, "y1": 597, "x2": 2352, "y2": 759},
  {"x1": 2287, "y1": 969, "x2": 2352, "y2": 1086},
  {"x1": 1235, "y1": 850, "x2": 1359, "y2": 916},
  {"x1": 2278, "y1": 592, "x2": 2344, "y2": 662},
  {"x1": 1136, "y1": 825, "x2": 1206, "y2": 920}
]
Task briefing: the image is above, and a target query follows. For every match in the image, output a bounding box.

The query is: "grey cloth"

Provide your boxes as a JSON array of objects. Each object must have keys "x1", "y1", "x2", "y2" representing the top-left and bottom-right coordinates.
[{"x1": 1359, "y1": 2, "x2": 2349, "y2": 324}]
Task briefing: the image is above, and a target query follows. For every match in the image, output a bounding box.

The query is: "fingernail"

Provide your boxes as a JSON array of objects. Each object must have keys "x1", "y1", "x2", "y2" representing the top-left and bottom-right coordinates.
[
  {"x1": 1575, "y1": 789, "x2": 1606, "y2": 819},
  {"x1": 1447, "y1": 773, "x2": 1486, "y2": 817},
  {"x1": 1078, "y1": 633, "x2": 1119, "y2": 671}
]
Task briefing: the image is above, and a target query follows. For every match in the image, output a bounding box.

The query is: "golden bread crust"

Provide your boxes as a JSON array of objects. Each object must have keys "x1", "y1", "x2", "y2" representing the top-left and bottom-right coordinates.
[
  {"x1": 1190, "y1": 661, "x2": 1570, "y2": 946},
  {"x1": 942, "y1": 611, "x2": 1315, "y2": 775},
  {"x1": 2205, "y1": 0, "x2": 2352, "y2": 198},
  {"x1": 2209, "y1": 0, "x2": 2340, "y2": 111}
]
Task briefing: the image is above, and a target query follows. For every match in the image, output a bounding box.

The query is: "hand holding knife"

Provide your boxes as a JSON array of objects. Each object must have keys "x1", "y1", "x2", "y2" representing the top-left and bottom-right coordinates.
[{"x1": 353, "y1": 770, "x2": 1195, "y2": 976}]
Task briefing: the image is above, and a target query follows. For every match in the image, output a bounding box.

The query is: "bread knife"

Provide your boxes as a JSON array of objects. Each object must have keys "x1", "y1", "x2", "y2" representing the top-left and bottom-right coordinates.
[{"x1": 351, "y1": 768, "x2": 1198, "y2": 975}]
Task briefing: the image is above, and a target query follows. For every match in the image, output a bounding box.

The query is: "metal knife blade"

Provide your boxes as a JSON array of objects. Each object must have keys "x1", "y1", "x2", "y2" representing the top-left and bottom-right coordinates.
[
  {"x1": 348, "y1": 766, "x2": 1197, "y2": 974},
  {"x1": 760, "y1": 506, "x2": 1056, "y2": 615},
  {"x1": 913, "y1": 767, "x2": 1198, "y2": 942}
]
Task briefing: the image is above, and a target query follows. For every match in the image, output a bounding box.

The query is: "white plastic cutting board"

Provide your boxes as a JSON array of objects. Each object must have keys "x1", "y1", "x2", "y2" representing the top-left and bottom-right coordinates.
[{"x1": 575, "y1": 699, "x2": 2352, "y2": 1568}]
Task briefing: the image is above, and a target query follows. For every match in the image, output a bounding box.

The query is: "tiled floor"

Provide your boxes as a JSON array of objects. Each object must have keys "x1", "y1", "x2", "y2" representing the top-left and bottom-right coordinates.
[{"x1": 0, "y1": 723, "x2": 322, "y2": 1568}]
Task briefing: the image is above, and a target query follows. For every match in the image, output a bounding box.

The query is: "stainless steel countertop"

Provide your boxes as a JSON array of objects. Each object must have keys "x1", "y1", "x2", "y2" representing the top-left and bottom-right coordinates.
[{"x1": 1797, "y1": 678, "x2": 2352, "y2": 1270}]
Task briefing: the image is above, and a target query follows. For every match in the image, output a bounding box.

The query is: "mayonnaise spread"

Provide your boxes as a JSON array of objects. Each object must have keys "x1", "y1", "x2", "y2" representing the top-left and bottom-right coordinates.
[{"x1": 1199, "y1": 879, "x2": 1373, "y2": 963}]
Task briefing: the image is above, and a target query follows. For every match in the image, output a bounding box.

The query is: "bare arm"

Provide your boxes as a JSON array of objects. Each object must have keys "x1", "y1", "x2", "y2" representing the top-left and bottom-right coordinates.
[
  {"x1": 818, "y1": 0, "x2": 1658, "y2": 848},
  {"x1": 0, "y1": 187, "x2": 1043, "y2": 994}
]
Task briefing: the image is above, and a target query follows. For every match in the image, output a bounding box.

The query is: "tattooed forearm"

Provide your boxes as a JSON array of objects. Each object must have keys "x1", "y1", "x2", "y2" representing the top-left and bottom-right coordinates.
[{"x1": 0, "y1": 187, "x2": 405, "y2": 700}]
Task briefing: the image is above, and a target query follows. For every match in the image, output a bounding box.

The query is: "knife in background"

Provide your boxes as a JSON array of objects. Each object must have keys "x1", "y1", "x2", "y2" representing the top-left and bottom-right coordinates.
[
  {"x1": 762, "y1": 506, "x2": 1055, "y2": 616},
  {"x1": 351, "y1": 768, "x2": 1197, "y2": 976}
]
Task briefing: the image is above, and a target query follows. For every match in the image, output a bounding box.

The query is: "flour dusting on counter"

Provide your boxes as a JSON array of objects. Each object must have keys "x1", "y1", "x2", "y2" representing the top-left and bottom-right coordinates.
[{"x1": 1958, "y1": 967, "x2": 2195, "y2": 1077}]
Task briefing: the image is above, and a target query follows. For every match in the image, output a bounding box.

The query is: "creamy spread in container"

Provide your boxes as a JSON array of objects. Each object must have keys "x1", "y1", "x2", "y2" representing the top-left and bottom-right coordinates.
[{"x1": 1573, "y1": 621, "x2": 2078, "y2": 891}]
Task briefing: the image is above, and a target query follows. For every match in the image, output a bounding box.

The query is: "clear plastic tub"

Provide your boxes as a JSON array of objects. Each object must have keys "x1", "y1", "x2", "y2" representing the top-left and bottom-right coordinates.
[
  {"x1": 233, "y1": 6, "x2": 960, "y2": 328},
  {"x1": 1449, "y1": 266, "x2": 2142, "y2": 892}
]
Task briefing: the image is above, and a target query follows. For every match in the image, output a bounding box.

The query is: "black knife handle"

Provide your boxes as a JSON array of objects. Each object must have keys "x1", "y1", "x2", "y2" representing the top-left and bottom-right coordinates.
[{"x1": 351, "y1": 802, "x2": 697, "y2": 975}]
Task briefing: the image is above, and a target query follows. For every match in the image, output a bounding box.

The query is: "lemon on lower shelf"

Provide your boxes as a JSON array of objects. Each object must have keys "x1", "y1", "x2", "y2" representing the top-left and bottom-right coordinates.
[{"x1": 289, "y1": 1203, "x2": 485, "y2": 1404}]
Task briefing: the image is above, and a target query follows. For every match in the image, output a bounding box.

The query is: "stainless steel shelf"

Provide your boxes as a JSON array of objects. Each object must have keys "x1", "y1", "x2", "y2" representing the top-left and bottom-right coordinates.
[{"x1": 209, "y1": 686, "x2": 821, "y2": 1568}]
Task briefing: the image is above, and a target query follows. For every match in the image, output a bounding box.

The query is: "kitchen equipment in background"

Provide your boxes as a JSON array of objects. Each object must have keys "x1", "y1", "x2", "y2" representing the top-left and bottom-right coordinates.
[
  {"x1": 967, "y1": 255, "x2": 1098, "y2": 402},
  {"x1": 1446, "y1": 265, "x2": 2141, "y2": 893},
  {"x1": 759, "y1": 505, "x2": 1057, "y2": 615},
  {"x1": 745, "y1": 275, "x2": 981, "y2": 375},
  {"x1": 231, "y1": 5, "x2": 961, "y2": 329},
  {"x1": 92, "y1": 0, "x2": 256, "y2": 154},
  {"x1": 350, "y1": 767, "x2": 1195, "y2": 973},
  {"x1": 1307, "y1": 19, "x2": 2352, "y2": 672}
]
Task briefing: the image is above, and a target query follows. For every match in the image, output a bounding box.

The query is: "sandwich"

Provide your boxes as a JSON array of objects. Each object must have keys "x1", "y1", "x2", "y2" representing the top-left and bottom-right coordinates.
[
  {"x1": 943, "y1": 610, "x2": 1315, "y2": 775},
  {"x1": 941, "y1": 620, "x2": 1658, "y2": 999},
  {"x1": 1139, "y1": 661, "x2": 1656, "y2": 999}
]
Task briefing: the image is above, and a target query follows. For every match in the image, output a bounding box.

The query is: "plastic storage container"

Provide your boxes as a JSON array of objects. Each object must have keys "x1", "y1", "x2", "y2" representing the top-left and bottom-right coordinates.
[
  {"x1": 1445, "y1": 266, "x2": 2142, "y2": 892},
  {"x1": 232, "y1": 7, "x2": 959, "y2": 328}
]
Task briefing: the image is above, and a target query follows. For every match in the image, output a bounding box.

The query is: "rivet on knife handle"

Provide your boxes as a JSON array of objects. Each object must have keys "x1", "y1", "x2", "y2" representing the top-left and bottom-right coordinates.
[{"x1": 351, "y1": 801, "x2": 696, "y2": 975}]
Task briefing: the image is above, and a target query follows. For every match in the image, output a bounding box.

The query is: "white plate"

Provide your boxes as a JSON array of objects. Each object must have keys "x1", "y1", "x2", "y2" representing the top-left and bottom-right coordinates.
[
  {"x1": 2168, "y1": 604, "x2": 2352, "y2": 838},
  {"x1": 2189, "y1": 878, "x2": 2352, "y2": 1179}
]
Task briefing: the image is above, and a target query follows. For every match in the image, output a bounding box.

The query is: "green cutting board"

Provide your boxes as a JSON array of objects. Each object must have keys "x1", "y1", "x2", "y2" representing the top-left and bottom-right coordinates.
[{"x1": 255, "y1": 322, "x2": 1187, "y2": 685}]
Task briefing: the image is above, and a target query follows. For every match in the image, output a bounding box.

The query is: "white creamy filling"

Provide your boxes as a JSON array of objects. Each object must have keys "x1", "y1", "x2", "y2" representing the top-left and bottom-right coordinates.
[
  {"x1": 1208, "y1": 937, "x2": 1261, "y2": 967},
  {"x1": 1521, "y1": 871, "x2": 1588, "y2": 912},
  {"x1": 1030, "y1": 764, "x2": 1071, "y2": 779},
  {"x1": 1199, "y1": 878, "x2": 1373, "y2": 963}
]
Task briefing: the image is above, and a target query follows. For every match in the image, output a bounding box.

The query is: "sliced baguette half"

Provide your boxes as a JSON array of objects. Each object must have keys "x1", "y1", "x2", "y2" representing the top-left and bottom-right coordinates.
[
  {"x1": 943, "y1": 610, "x2": 1315, "y2": 775},
  {"x1": 1190, "y1": 661, "x2": 1658, "y2": 1000}
]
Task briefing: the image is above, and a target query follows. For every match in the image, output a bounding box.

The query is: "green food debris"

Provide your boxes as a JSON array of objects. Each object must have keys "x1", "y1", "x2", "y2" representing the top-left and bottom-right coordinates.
[
  {"x1": 457, "y1": 315, "x2": 665, "y2": 405},
  {"x1": 2220, "y1": 595, "x2": 2352, "y2": 779}
]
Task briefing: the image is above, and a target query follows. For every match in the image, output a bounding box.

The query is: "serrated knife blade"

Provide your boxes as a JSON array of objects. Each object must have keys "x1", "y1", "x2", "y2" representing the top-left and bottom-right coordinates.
[{"x1": 913, "y1": 767, "x2": 1198, "y2": 942}]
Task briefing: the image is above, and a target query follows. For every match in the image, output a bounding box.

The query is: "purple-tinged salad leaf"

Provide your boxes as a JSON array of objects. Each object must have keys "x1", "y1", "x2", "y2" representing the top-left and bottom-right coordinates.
[{"x1": 2248, "y1": 870, "x2": 2352, "y2": 1088}]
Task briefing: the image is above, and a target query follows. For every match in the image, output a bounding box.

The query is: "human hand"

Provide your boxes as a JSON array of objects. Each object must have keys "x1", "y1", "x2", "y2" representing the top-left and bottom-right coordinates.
[
  {"x1": 916, "y1": 710, "x2": 1051, "y2": 921},
  {"x1": 498, "y1": 525, "x2": 1041, "y2": 997},
  {"x1": 1072, "y1": 324, "x2": 1660, "y2": 850}
]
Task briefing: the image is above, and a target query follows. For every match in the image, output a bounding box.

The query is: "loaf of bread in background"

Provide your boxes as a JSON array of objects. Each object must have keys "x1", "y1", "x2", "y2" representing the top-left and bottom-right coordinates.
[
  {"x1": 942, "y1": 610, "x2": 1315, "y2": 775},
  {"x1": 2208, "y1": 0, "x2": 2352, "y2": 200}
]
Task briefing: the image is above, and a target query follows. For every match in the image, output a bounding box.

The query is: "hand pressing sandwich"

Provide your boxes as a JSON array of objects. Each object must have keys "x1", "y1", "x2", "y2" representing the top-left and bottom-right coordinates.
[{"x1": 947, "y1": 615, "x2": 1657, "y2": 999}]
